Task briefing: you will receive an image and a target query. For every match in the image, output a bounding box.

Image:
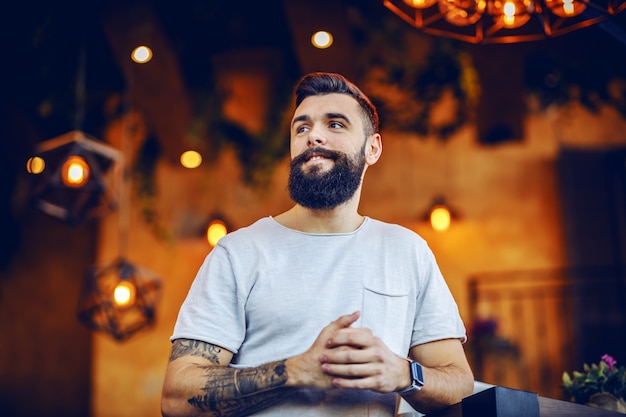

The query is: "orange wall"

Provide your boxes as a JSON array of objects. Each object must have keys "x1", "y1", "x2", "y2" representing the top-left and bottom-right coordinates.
[{"x1": 92, "y1": 101, "x2": 626, "y2": 417}]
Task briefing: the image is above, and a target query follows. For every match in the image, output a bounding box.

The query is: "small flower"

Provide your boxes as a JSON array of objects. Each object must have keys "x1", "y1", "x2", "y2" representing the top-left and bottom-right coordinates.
[
  {"x1": 602, "y1": 354, "x2": 617, "y2": 371},
  {"x1": 563, "y1": 354, "x2": 626, "y2": 405}
]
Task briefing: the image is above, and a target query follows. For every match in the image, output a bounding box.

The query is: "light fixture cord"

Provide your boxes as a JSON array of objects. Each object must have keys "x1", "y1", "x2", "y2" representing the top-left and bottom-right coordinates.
[
  {"x1": 118, "y1": 94, "x2": 132, "y2": 260},
  {"x1": 74, "y1": 0, "x2": 88, "y2": 132},
  {"x1": 74, "y1": 49, "x2": 87, "y2": 132}
]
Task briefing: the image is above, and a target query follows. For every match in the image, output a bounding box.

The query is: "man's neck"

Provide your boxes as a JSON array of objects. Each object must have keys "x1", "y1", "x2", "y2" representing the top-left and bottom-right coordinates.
[{"x1": 274, "y1": 203, "x2": 365, "y2": 234}]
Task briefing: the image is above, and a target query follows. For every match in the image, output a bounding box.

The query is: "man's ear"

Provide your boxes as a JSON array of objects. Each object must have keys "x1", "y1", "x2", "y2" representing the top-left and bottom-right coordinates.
[{"x1": 365, "y1": 133, "x2": 382, "y2": 166}]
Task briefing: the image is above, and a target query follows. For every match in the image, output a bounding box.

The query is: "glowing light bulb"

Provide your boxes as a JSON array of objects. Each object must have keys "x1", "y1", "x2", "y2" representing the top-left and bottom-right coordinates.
[
  {"x1": 180, "y1": 150, "x2": 202, "y2": 168},
  {"x1": 207, "y1": 220, "x2": 228, "y2": 247},
  {"x1": 503, "y1": 1, "x2": 516, "y2": 25},
  {"x1": 430, "y1": 206, "x2": 451, "y2": 231},
  {"x1": 113, "y1": 281, "x2": 136, "y2": 307},
  {"x1": 403, "y1": 0, "x2": 438, "y2": 8},
  {"x1": 544, "y1": 0, "x2": 586, "y2": 17},
  {"x1": 563, "y1": 0, "x2": 574, "y2": 14},
  {"x1": 26, "y1": 156, "x2": 45, "y2": 174},
  {"x1": 311, "y1": 31, "x2": 333, "y2": 49},
  {"x1": 131, "y1": 46, "x2": 153, "y2": 63},
  {"x1": 493, "y1": 0, "x2": 532, "y2": 28},
  {"x1": 61, "y1": 155, "x2": 90, "y2": 187}
]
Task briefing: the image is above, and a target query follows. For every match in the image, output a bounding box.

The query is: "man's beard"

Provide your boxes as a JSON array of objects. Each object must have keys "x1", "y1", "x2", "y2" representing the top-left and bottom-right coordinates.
[{"x1": 288, "y1": 144, "x2": 366, "y2": 210}]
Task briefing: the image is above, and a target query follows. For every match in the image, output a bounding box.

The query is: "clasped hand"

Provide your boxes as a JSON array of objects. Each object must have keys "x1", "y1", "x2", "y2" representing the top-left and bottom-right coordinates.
[{"x1": 287, "y1": 311, "x2": 408, "y2": 393}]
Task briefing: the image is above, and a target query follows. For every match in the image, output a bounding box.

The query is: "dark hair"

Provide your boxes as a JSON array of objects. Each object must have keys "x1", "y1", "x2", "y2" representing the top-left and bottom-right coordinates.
[{"x1": 294, "y1": 72, "x2": 379, "y2": 136}]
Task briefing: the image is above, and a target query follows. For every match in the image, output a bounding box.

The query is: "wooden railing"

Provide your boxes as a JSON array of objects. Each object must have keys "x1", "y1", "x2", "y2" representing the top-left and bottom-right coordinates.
[{"x1": 466, "y1": 267, "x2": 626, "y2": 400}]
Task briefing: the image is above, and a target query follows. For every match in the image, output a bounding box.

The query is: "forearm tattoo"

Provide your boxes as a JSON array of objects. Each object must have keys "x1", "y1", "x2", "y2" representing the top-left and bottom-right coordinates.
[
  {"x1": 170, "y1": 339, "x2": 223, "y2": 364},
  {"x1": 170, "y1": 339, "x2": 293, "y2": 417}
]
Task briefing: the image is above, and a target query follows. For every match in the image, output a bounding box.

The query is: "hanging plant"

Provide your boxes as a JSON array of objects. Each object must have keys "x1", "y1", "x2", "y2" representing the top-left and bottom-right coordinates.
[
  {"x1": 186, "y1": 68, "x2": 294, "y2": 188},
  {"x1": 523, "y1": 28, "x2": 626, "y2": 117},
  {"x1": 348, "y1": 5, "x2": 477, "y2": 140}
]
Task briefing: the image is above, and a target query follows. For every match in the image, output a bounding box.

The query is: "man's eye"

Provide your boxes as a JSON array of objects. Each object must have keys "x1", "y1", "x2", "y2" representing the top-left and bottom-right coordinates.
[
  {"x1": 329, "y1": 121, "x2": 344, "y2": 129},
  {"x1": 296, "y1": 125, "x2": 309, "y2": 134}
]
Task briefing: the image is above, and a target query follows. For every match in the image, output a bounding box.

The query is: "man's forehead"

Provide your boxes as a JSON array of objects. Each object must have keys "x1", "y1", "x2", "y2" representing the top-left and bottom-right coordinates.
[{"x1": 293, "y1": 93, "x2": 360, "y2": 117}]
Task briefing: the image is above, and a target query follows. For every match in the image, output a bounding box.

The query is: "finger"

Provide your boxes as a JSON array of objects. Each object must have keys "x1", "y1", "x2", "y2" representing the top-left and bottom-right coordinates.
[
  {"x1": 322, "y1": 362, "x2": 367, "y2": 377},
  {"x1": 323, "y1": 346, "x2": 370, "y2": 365},
  {"x1": 333, "y1": 311, "x2": 360, "y2": 329},
  {"x1": 331, "y1": 374, "x2": 388, "y2": 391},
  {"x1": 320, "y1": 311, "x2": 360, "y2": 338},
  {"x1": 326, "y1": 366, "x2": 396, "y2": 393},
  {"x1": 326, "y1": 327, "x2": 374, "y2": 349}
]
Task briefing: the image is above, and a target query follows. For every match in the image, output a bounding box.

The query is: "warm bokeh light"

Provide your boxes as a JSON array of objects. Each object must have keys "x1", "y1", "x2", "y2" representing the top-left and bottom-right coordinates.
[
  {"x1": 113, "y1": 281, "x2": 136, "y2": 307},
  {"x1": 26, "y1": 156, "x2": 45, "y2": 174},
  {"x1": 494, "y1": 0, "x2": 532, "y2": 28},
  {"x1": 403, "y1": 0, "x2": 437, "y2": 8},
  {"x1": 545, "y1": 0, "x2": 586, "y2": 17},
  {"x1": 206, "y1": 220, "x2": 228, "y2": 247},
  {"x1": 503, "y1": 2, "x2": 516, "y2": 25},
  {"x1": 311, "y1": 31, "x2": 333, "y2": 49},
  {"x1": 430, "y1": 206, "x2": 451, "y2": 231},
  {"x1": 180, "y1": 150, "x2": 202, "y2": 168},
  {"x1": 61, "y1": 155, "x2": 90, "y2": 188},
  {"x1": 131, "y1": 45, "x2": 153, "y2": 63},
  {"x1": 439, "y1": 0, "x2": 486, "y2": 26}
]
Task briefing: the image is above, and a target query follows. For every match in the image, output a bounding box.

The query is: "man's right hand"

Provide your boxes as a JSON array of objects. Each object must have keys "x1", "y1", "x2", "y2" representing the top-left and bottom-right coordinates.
[{"x1": 285, "y1": 311, "x2": 361, "y2": 389}]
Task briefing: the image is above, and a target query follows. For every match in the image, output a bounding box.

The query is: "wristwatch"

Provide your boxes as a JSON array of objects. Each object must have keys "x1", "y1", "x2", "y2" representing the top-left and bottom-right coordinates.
[{"x1": 396, "y1": 359, "x2": 425, "y2": 396}]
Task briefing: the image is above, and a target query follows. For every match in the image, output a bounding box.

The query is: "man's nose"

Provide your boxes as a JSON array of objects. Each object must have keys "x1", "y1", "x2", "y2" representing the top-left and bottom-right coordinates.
[{"x1": 307, "y1": 125, "x2": 326, "y2": 147}]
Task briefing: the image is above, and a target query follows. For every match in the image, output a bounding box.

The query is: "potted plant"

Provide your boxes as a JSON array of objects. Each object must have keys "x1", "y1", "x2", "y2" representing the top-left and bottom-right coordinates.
[{"x1": 562, "y1": 354, "x2": 626, "y2": 413}]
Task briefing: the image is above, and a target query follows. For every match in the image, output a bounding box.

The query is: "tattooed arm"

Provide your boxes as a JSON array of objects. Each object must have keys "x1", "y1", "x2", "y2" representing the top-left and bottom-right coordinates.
[
  {"x1": 161, "y1": 338, "x2": 295, "y2": 417},
  {"x1": 161, "y1": 312, "x2": 364, "y2": 417}
]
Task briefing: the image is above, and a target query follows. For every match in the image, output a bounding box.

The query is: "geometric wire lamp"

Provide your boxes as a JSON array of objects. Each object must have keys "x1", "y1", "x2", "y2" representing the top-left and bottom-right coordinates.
[
  {"x1": 77, "y1": 257, "x2": 162, "y2": 342},
  {"x1": 27, "y1": 130, "x2": 122, "y2": 225},
  {"x1": 383, "y1": 0, "x2": 626, "y2": 44}
]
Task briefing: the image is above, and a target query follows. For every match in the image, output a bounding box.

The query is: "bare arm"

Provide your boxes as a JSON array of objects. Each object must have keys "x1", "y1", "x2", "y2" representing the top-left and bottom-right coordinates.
[
  {"x1": 401, "y1": 339, "x2": 474, "y2": 414},
  {"x1": 161, "y1": 313, "x2": 361, "y2": 417},
  {"x1": 320, "y1": 330, "x2": 474, "y2": 415},
  {"x1": 161, "y1": 339, "x2": 294, "y2": 417}
]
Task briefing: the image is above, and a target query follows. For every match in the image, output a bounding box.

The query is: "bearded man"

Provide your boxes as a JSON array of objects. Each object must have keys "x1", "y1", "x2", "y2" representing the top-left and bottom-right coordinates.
[{"x1": 161, "y1": 72, "x2": 474, "y2": 417}]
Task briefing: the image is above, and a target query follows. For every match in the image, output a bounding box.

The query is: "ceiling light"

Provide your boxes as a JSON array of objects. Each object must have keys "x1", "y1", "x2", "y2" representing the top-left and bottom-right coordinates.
[
  {"x1": 180, "y1": 150, "x2": 202, "y2": 168},
  {"x1": 423, "y1": 195, "x2": 458, "y2": 231},
  {"x1": 384, "y1": 0, "x2": 626, "y2": 44},
  {"x1": 311, "y1": 31, "x2": 334, "y2": 48},
  {"x1": 77, "y1": 258, "x2": 162, "y2": 342},
  {"x1": 28, "y1": 130, "x2": 122, "y2": 224},
  {"x1": 131, "y1": 45, "x2": 153, "y2": 63},
  {"x1": 205, "y1": 214, "x2": 230, "y2": 247}
]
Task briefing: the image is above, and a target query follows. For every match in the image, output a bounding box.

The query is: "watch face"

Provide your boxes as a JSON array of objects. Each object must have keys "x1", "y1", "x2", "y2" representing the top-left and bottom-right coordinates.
[
  {"x1": 410, "y1": 360, "x2": 425, "y2": 386},
  {"x1": 396, "y1": 360, "x2": 424, "y2": 395}
]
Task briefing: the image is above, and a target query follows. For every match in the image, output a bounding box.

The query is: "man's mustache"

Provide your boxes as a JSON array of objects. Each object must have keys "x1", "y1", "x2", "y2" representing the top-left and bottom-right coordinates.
[{"x1": 291, "y1": 147, "x2": 342, "y2": 167}]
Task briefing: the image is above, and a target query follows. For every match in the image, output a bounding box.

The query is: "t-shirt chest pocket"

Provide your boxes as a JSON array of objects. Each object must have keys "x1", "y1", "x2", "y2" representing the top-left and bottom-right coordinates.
[{"x1": 360, "y1": 284, "x2": 410, "y2": 356}]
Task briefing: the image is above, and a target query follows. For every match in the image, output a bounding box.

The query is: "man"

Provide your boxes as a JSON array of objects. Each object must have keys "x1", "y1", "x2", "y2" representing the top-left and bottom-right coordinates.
[{"x1": 161, "y1": 72, "x2": 474, "y2": 417}]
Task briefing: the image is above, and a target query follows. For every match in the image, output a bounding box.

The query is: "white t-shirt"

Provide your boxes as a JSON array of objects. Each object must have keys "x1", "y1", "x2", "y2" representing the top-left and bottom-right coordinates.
[{"x1": 172, "y1": 216, "x2": 466, "y2": 416}]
